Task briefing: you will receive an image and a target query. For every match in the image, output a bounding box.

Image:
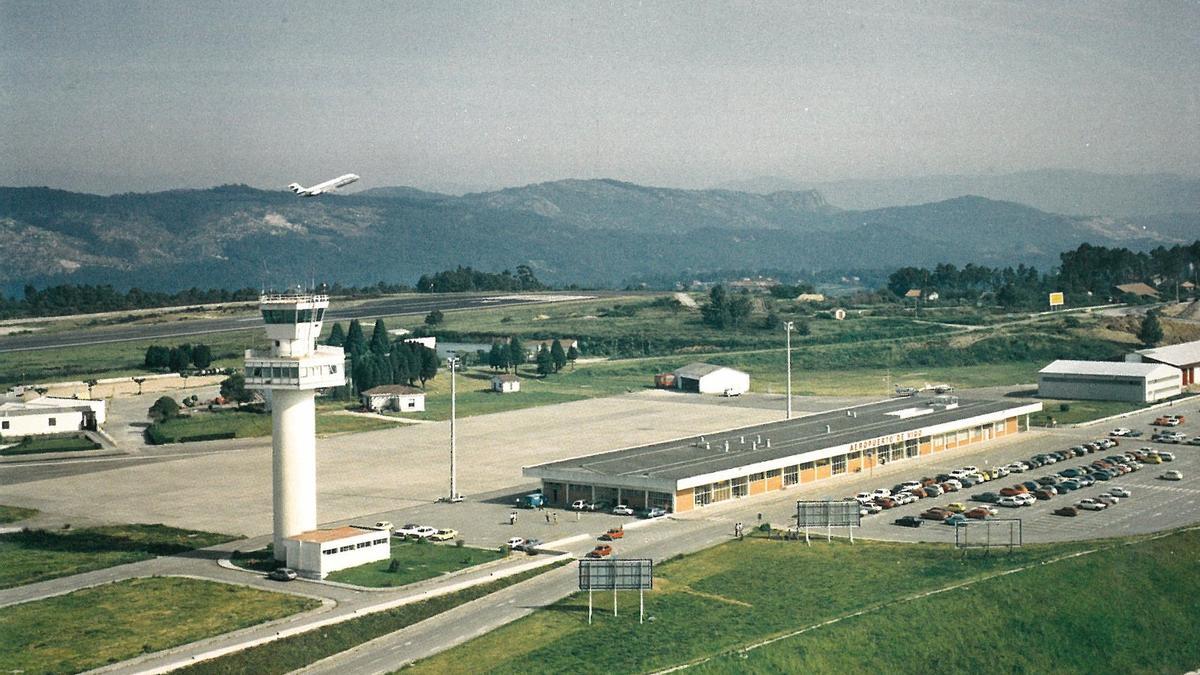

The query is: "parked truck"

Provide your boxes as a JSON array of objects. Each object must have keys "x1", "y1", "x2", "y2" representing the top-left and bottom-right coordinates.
[{"x1": 520, "y1": 492, "x2": 546, "y2": 509}]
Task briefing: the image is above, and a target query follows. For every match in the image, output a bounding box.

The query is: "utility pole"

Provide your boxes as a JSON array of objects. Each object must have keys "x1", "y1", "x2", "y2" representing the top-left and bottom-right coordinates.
[
  {"x1": 446, "y1": 354, "x2": 463, "y2": 502},
  {"x1": 784, "y1": 321, "x2": 794, "y2": 420}
]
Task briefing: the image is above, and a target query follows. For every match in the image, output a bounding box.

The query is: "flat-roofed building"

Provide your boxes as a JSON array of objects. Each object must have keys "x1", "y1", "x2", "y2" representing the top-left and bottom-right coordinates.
[
  {"x1": 1039, "y1": 359, "x2": 1181, "y2": 403},
  {"x1": 361, "y1": 385, "x2": 426, "y2": 413},
  {"x1": 1127, "y1": 340, "x2": 1200, "y2": 387},
  {"x1": 282, "y1": 525, "x2": 390, "y2": 579},
  {"x1": 524, "y1": 395, "x2": 1041, "y2": 514},
  {"x1": 0, "y1": 396, "x2": 105, "y2": 438}
]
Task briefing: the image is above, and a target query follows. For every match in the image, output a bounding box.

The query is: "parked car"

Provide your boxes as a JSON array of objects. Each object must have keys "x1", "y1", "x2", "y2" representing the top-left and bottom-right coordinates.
[
  {"x1": 429, "y1": 528, "x2": 459, "y2": 541},
  {"x1": 571, "y1": 499, "x2": 600, "y2": 511},
  {"x1": 944, "y1": 514, "x2": 968, "y2": 526},
  {"x1": 1188, "y1": 437, "x2": 1200, "y2": 446},
  {"x1": 506, "y1": 537, "x2": 527, "y2": 549},
  {"x1": 876, "y1": 497, "x2": 899, "y2": 509},
  {"x1": 1095, "y1": 493, "x2": 1119, "y2": 506},
  {"x1": 644, "y1": 507, "x2": 669, "y2": 519},
  {"x1": 999, "y1": 486, "x2": 1025, "y2": 497},
  {"x1": 972, "y1": 492, "x2": 1000, "y2": 503},
  {"x1": 924, "y1": 485, "x2": 944, "y2": 497},
  {"x1": 894, "y1": 515, "x2": 924, "y2": 528},
  {"x1": 371, "y1": 521, "x2": 394, "y2": 531},
  {"x1": 407, "y1": 525, "x2": 438, "y2": 540},
  {"x1": 998, "y1": 496, "x2": 1023, "y2": 508},
  {"x1": 395, "y1": 523, "x2": 424, "y2": 538},
  {"x1": 854, "y1": 491, "x2": 874, "y2": 503},
  {"x1": 1109, "y1": 486, "x2": 1132, "y2": 498},
  {"x1": 1006, "y1": 462, "x2": 1028, "y2": 473},
  {"x1": 268, "y1": 567, "x2": 298, "y2": 582},
  {"x1": 1034, "y1": 489, "x2": 1054, "y2": 500},
  {"x1": 1161, "y1": 470, "x2": 1183, "y2": 481},
  {"x1": 587, "y1": 544, "x2": 614, "y2": 558},
  {"x1": 1016, "y1": 493, "x2": 1037, "y2": 506},
  {"x1": 965, "y1": 507, "x2": 991, "y2": 520},
  {"x1": 612, "y1": 504, "x2": 636, "y2": 516},
  {"x1": 871, "y1": 488, "x2": 892, "y2": 498},
  {"x1": 945, "y1": 502, "x2": 967, "y2": 513},
  {"x1": 861, "y1": 502, "x2": 883, "y2": 514},
  {"x1": 921, "y1": 507, "x2": 952, "y2": 520},
  {"x1": 1110, "y1": 428, "x2": 1132, "y2": 437},
  {"x1": 1053, "y1": 506, "x2": 1079, "y2": 517},
  {"x1": 1075, "y1": 499, "x2": 1106, "y2": 511},
  {"x1": 1158, "y1": 451, "x2": 1175, "y2": 462},
  {"x1": 897, "y1": 480, "x2": 923, "y2": 492}
]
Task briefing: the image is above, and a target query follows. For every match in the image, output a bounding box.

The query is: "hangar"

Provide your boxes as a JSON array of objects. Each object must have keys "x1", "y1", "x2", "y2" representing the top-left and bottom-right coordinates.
[
  {"x1": 1038, "y1": 359, "x2": 1181, "y2": 403},
  {"x1": 1127, "y1": 340, "x2": 1200, "y2": 387},
  {"x1": 672, "y1": 362, "x2": 749, "y2": 395},
  {"x1": 524, "y1": 395, "x2": 1042, "y2": 514}
]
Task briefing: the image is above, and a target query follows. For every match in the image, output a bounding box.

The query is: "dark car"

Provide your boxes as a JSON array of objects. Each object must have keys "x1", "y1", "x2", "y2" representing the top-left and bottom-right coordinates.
[
  {"x1": 1059, "y1": 468, "x2": 1082, "y2": 478},
  {"x1": 923, "y1": 484, "x2": 944, "y2": 497},
  {"x1": 1022, "y1": 480, "x2": 1040, "y2": 492},
  {"x1": 1034, "y1": 489, "x2": 1054, "y2": 500},
  {"x1": 1090, "y1": 472, "x2": 1111, "y2": 482},
  {"x1": 1058, "y1": 480, "x2": 1080, "y2": 492},
  {"x1": 921, "y1": 507, "x2": 952, "y2": 520},
  {"x1": 894, "y1": 515, "x2": 924, "y2": 528},
  {"x1": 972, "y1": 492, "x2": 1000, "y2": 503},
  {"x1": 1054, "y1": 506, "x2": 1079, "y2": 517},
  {"x1": 958, "y1": 475, "x2": 978, "y2": 488},
  {"x1": 268, "y1": 567, "x2": 298, "y2": 582},
  {"x1": 935, "y1": 473, "x2": 954, "y2": 483}
]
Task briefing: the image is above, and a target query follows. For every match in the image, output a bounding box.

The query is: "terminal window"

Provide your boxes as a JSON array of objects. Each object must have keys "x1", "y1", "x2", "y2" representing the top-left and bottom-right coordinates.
[
  {"x1": 783, "y1": 466, "x2": 798, "y2": 485},
  {"x1": 832, "y1": 455, "x2": 847, "y2": 474}
]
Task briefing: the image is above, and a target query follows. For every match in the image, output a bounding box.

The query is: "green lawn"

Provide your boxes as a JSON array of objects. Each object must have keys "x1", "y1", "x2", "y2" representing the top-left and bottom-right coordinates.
[
  {"x1": 144, "y1": 405, "x2": 396, "y2": 444},
  {"x1": 407, "y1": 530, "x2": 1200, "y2": 674},
  {"x1": 326, "y1": 539, "x2": 504, "y2": 587},
  {"x1": 0, "y1": 433, "x2": 101, "y2": 456},
  {"x1": 0, "y1": 504, "x2": 39, "y2": 524},
  {"x1": 0, "y1": 576, "x2": 319, "y2": 675},
  {"x1": 175, "y1": 561, "x2": 570, "y2": 675},
  {"x1": 0, "y1": 524, "x2": 238, "y2": 589},
  {"x1": 1029, "y1": 398, "x2": 1151, "y2": 427}
]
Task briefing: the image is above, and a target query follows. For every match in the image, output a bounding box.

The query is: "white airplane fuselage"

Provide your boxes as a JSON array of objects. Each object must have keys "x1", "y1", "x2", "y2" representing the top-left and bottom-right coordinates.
[{"x1": 288, "y1": 173, "x2": 359, "y2": 197}]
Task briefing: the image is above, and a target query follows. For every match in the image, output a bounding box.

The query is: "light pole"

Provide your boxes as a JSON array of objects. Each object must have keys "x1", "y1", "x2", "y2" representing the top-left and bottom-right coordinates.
[
  {"x1": 783, "y1": 321, "x2": 794, "y2": 420},
  {"x1": 446, "y1": 354, "x2": 463, "y2": 503}
]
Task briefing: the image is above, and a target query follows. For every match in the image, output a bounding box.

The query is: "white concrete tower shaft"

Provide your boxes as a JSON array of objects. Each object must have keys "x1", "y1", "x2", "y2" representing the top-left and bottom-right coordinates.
[{"x1": 244, "y1": 292, "x2": 345, "y2": 560}]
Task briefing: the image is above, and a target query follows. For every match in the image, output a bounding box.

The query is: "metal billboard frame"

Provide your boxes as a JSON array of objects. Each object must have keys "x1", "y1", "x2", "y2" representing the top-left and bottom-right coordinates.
[
  {"x1": 578, "y1": 558, "x2": 653, "y2": 624},
  {"x1": 954, "y1": 518, "x2": 1022, "y2": 551},
  {"x1": 794, "y1": 500, "x2": 861, "y2": 544}
]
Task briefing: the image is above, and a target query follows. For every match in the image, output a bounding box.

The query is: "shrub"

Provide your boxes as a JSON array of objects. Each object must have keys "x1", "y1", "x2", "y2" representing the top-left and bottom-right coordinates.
[
  {"x1": 1060, "y1": 403, "x2": 1071, "y2": 412},
  {"x1": 454, "y1": 538, "x2": 465, "y2": 548},
  {"x1": 387, "y1": 559, "x2": 400, "y2": 573}
]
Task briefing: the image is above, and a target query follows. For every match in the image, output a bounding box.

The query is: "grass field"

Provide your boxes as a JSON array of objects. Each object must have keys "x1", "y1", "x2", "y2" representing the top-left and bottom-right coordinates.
[
  {"x1": 1026, "y1": 398, "x2": 1148, "y2": 427},
  {"x1": 0, "y1": 576, "x2": 319, "y2": 675},
  {"x1": 143, "y1": 404, "x2": 397, "y2": 443},
  {"x1": 175, "y1": 561, "x2": 570, "y2": 675},
  {"x1": 0, "y1": 524, "x2": 237, "y2": 589},
  {"x1": 0, "y1": 505, "x2": 39, "y2": 524},
  {"x1": 326, "y1": 539, "x2": 504, "y2": 587},
  {"x1": 407, "y1": 529, "x2": 1200, "y2": 674},
  {"x1": 0, "y1": 433, "x2": 101, "y2": 456}
]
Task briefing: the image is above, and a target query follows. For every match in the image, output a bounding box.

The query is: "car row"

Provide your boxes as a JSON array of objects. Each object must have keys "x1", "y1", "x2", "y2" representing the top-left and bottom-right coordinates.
[
  {"x1": 395, "y1": 523, "x2": 458, "y2": 541},
  {"x1": 570, "y1": 499, "x2": 669, "y2": 518}
]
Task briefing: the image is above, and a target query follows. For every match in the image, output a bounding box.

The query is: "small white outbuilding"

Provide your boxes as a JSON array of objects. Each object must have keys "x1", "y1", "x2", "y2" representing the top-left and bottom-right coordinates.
[
  {"x1": 282, "y1": 525, "x2": 391, "y2": 579},
  {"x1": 672, "y1": 363, "x2": 750, "y2": 396}
]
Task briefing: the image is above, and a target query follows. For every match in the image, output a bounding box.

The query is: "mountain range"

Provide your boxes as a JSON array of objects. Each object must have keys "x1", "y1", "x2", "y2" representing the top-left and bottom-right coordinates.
[{"x1": 1, "y1": 178, "x2": 1196, "y2": 292}]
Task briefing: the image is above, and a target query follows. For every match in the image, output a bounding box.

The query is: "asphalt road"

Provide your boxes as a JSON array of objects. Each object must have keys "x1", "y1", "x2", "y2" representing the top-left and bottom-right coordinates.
[{"x1": 0, "y1": 293, "x2": 593, "y2": 353}]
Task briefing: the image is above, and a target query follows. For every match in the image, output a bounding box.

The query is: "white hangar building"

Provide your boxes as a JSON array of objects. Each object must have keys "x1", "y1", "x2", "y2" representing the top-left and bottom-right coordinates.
[
  {"x1": 1038, "y1": 360, "x2": 1181, "y2": 403},
  {"x1": 1127, "y1": 340, "x2": 1200, "y2": 388},
  {"x1": 672, "y1": 363, "x2": 750, "y2": 396}
]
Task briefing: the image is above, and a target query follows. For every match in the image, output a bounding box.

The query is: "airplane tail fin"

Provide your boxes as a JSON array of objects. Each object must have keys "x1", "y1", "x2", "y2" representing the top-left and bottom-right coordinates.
[{"x1": 288, "y1": 183, "x2": 305, "y2": 193}]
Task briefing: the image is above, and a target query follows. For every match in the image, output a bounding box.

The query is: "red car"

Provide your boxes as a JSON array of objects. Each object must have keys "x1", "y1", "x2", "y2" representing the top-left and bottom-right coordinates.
[
  {"x1": 999, "y1": 486, "x2": 1024, "y2": 497},
  {"x1": 965, "y1": 507, "x2": 991, "y2": 520},
  {"x1": 587, "y1": 544, "x2": 613, "y2": 558},
  {"x1": 875, "y1": 497, "x2": 898, "y2": 509},
  {"x1": 940, "y1": 482, "x2": 958, "y2": 493},
  {"x1": 921, "y1": 507, "x2": 952, "y2": 520}
]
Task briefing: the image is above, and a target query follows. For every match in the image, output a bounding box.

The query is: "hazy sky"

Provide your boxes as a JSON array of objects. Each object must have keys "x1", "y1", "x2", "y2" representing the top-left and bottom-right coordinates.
[{"x1": 2, "y1": 1, "x2": 1197, "y2": 194}]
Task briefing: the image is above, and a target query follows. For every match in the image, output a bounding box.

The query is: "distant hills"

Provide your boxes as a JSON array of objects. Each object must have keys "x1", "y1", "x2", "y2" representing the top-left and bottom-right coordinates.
[
  {"x1": 1, "y1": 178, "x2": 1195, "y2": 292},
  {"x1": 718, "y1": 170, "x2": 1200, "y2": 217}
]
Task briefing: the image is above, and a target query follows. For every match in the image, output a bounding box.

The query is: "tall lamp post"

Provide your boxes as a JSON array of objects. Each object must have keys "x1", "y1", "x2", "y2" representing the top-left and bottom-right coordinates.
[
  {"x1": 783, "y1": 321, "x2": 794, "y2": 420},
  {"x1": 446, "y1": 354, "x2": 463, "y2": 503}
]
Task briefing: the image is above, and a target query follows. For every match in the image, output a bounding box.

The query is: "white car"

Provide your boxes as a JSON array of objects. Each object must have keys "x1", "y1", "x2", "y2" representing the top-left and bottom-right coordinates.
[
  {"x1": 371, "y1": 521, "x2": 394, "y2": 531},
  {"x1": 395, "y1": 523, "x2": 424, "y2": 538},
  {"x1": 1161, "y1": 470, "x2": 1183, "y2": 481},
  {"x1": 505, "y1": 537, "x2": 526, "y2": 549},
  {"x1": 1108, "y1": 486, "x2": 1132, "y2": 498},
  {"x1": 1095, "y1": 493, "x2": 1119, "y2": 506},
  {"x1": 960, "y1": 465, "x2": 979, "y2": 474},
  {"x1": 893, "y1": 492, "x2": 917, "y2": 505},
  {"x1": 861, "y1": 502, "x2": 883, "y2": 514},
  {"x1": 991, "y1": 467, "x2": 1010, "y2": 478},
  {"x1": 407, "y1": 525, "x2": 437, "y2": 539},
  {"x1": 1076, "y1": 498, "x2": 1107, "y2": 511},
  {"x1": 571, "y1": 499, "x2": 599, "y2": 511},
  {"x1": 854, "y1": 492, "x2": 873, "y2": 503},
  {"x1": 1015, "y1": 493, "x2": 1036, "y2": 506},
  {"x1": 871, "y1": 488, "x2": 892, "y2": 499},
  {"x1": 943, "y1": 479, "x2": 963, "y2": 490},
  {"x1": 1006, "y1": 462, "x2": 1028, "y2": 473},
  {"x1": 949, "y1": 469, "x2": 971, "y2": 479},
  {"x1": 1158, "y1": 451, "x2": 1176, "y2": 462},
  {"x1": 998, "y1": 496, "x2": 1023, "y2": 508},
  {"x1": 612, "y1": 504, "x2": 636, "y2": 515},
  {"x1": 898, "y1": 481, "x2": 922, "y2": 492},
  {"x1": 1110, "y1": 428, "x2": 1132, "y2": 437}
]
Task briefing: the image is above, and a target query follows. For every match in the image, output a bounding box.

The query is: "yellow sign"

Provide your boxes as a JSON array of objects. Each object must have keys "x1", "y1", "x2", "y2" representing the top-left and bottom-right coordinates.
[{"x1": 1049, "y1": 292, "x2": 1064, "y2": 307}]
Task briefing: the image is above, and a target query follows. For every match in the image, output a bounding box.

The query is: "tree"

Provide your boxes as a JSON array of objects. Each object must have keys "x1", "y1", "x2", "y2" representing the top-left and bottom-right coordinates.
[
  {"x1": 148, "y1": 395, "x2": 180, "y2": 422},
  {"x1": 425, "y1": 309, "x2": 444, "y2": 325},
  {"x1": 762, "y1": 311, "x2": 781, "y2": 330},
  {"x1": 345, "y1": 319, "x2": 367, "y2": 356},
  {"x1": 535, "y1": 345, "x2": 554, "y2": 376},
  {"x1": 370, "y1": 319, "x2": 390, "y2": 355},
  {"x1": 1138, "y1": 311, "x2": 1164, "y2": 347},
  {"x1": 506, "y1": 337, "x2": 525, "y2": 373},
  {"x1": 488, "y1": 343, "x2": 506, "y2": 371},
  {"x1": 191, "y1": 344, "x2": 213, "y2": 369},
  {"x1": 389, "y1": 348, "x2": 410, "y2": 385},
  {"x1": 144, "y1": 345, "x2": 170, "y2": 370},
  {"x1": 418, "y1": 347, "x2": 439, "y2": 386},
  {"x1": 567, "y1": 345, "x2": 580, "y2": 368},
  {"x1": 168, "y1": 346, "x2": 190, "y2": 373},
  {"x1": 325, "y1": 322, "x2": 346, "y2": 347},
  {"x1": 699, "y1": 285, "x2": 753, "y2": 330},
  {"x1": 550, "y1": 339, "x2": 567, "y2": 373},
  {"x1": 219, "y1": 373, "x2": 253, "y2": 409}
]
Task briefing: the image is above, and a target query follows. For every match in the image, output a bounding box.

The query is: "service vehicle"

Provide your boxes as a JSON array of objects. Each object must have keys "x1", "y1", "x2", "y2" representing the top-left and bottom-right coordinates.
[{"x1": 521, "y1": 492, "x2": 547, "y2": 509}]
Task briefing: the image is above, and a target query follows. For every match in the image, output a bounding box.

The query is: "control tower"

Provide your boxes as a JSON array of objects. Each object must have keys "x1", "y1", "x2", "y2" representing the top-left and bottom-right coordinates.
[{"x1": 244, "y1": 292, "x2": 345, "y2": 559}]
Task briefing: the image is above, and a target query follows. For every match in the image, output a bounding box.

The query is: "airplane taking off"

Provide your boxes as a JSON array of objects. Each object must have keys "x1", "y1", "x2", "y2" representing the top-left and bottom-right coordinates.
[{"x1": 288, "y1": 173, "x2": 359, "y2": 197}]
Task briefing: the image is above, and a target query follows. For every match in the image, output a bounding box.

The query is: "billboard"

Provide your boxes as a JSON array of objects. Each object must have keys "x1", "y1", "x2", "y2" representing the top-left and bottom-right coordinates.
[
  {"x1": 795, "y1": 500, "x2": 861, "y2": 528},
  {"x1": 1048, "y1": 292, "x2": 1064, "y2": 308},
  {"x1": 579, "y1": 558, "x2": 653, "y2": 590}
]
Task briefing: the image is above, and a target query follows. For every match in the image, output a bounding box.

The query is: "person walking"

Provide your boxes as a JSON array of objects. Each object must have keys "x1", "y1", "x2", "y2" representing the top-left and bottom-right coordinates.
[
  {"x1": 545, "y1": 512, "x2": 551, "y2": 524},
  {"x1": 509, "y1": 512, "x2": 517, "y2": 526}
]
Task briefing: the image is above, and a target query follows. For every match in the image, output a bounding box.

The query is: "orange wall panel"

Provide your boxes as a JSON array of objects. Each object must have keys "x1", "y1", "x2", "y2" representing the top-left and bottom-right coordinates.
[
  {"x1": 919, "y1": 442, "x2": 932, "y2": 455},
  {"x1": 816, "y1": 462, "x2": 832, "y2": 480},
  {"x1": 800, "y1": 466, "x2": 816, "y2": 483},
  {"x1": 766, "y1": 474, "x2": 783, "y2": 491},
  {"x1": 675, "y1": 489, "x2": 694, "y2": 512},
  {"x1": 749, "y1": 480, "x2": 766, "y2": 495}
]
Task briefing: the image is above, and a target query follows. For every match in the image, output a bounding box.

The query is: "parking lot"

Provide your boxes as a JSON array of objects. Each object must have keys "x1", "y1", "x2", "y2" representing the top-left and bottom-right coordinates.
[{"x1": 850, "y1": 404, "x2": 1200, "y2": 544}]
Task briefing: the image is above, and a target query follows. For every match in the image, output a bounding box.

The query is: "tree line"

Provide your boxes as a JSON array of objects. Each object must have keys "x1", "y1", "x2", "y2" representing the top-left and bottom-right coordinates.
[
  {"x1": 144, "y1": 343, "x2": 214, "y2": 372},
  {"x1": 886, "y1": 240, "x2": 1200, "y2": 309},
  {"x1": 325, "y1": 318, "x2": 440, "y2": 394},
  {"x1": 416, "y1": 265, "x2": 544, "y2": 293},
  {"x1": 1, "y1": 285, "x2": 261, "y2": 320},
  {"x1": 484, "y1": 338, "x2": 577, "y2": 375}
]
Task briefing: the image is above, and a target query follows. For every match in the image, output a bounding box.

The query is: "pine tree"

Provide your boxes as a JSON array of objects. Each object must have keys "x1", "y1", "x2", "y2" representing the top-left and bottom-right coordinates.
[
  {"x1": 536, "y1": 345, "x2": 554, "y2": 376},
  {"x1": 419, "y1": 347, "x2": 439, "y2": 386},
  {"x1": 550, "y1": 339, "x2": 567, "y2": 373},
  {"x1": 191, "y1": 344, "x2": 213, "y2": 369},
  {"x1": 488, "y1": 343, "x2": 506, "y2": 371},
  {"x1": 325, "y1": 322, "x2": 346, "y2": 347},
  {"x1": 370, "y1": 319, "x2": 390, "y2": 354},
  {"x1": 346, "y1": 319, "x2": 367, "y2": 356},
  {"x1": 567, "y1": 345, "x2": 580, "y2": 368},
  {"x1": 389, "y1": 349, "x2": 409, "y2": 384},
  {"x1": 1138, "y1": 311, "x2": 1164, "y2": 347},
  {"x1": 507, "y1": 337, "x2": 525, "y2": 373}
]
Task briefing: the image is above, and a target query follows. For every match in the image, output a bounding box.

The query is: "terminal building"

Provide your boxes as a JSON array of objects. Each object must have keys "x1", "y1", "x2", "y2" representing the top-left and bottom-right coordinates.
[
  {"x1": 523, "y1": 396, "x2": 1042, "y2": 514},
  {"x1": 1038, "y1": 359, "x2": 1181, "y2": 403},
  {"x1": 1127, "y1": 340, "x2": 1200, "y2": 387}
]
